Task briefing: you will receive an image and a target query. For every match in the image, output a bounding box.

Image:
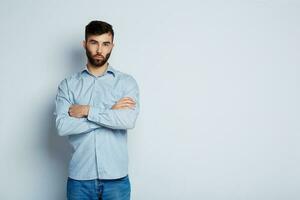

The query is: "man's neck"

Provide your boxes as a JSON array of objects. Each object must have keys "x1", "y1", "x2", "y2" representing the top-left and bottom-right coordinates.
[{"x1": 86, "y1": 62, "x2": 108, "y2": 77}]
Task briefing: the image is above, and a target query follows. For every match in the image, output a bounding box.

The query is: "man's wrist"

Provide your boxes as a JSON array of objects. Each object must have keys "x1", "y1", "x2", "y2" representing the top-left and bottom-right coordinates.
[{"x1": 84, "y1": 105, "x2": 90, "y2": 117}]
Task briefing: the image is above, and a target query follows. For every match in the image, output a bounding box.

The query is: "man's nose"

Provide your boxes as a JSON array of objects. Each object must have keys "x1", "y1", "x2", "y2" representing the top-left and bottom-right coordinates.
[{"x1": 96, "y1": 45, "x2": 103, "y2": 53}]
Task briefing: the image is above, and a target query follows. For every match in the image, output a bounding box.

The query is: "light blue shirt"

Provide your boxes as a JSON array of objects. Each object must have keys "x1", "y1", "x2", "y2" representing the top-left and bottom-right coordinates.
[{"x1": 54, "y1": 65, "x2": 139, "y2": 180}]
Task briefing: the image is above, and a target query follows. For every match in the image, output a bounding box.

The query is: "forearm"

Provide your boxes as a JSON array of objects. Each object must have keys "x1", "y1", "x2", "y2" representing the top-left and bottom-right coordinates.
[
  {"x1": 87, "y1": 106, "x2": 139, "y2": 130},
  {"x1": 55, "y1": 114, "x2": 100, "y2": 136},
  {"x1": 68, "y1": 75, "x2": 140, "y2": 130}
]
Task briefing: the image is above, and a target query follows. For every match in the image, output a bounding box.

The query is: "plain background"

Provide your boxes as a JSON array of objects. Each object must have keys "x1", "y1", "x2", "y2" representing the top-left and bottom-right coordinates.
[{"x1": 0, "y1": 0, "x2": 299, "y2": 199}]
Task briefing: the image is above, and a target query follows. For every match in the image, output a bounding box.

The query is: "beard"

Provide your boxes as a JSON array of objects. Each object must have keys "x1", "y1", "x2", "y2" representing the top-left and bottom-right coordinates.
[{"x1": 86, "y1": 49, "x2": 111, "y2": 67}]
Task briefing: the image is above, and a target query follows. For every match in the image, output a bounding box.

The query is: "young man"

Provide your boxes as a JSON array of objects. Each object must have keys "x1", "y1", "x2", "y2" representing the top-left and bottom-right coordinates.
[{"x1": 54, "y1": 20, "x2": 139, "y2": 200}]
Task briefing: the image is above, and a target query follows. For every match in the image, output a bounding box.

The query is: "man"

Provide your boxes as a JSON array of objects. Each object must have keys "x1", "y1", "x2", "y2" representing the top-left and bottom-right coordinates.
[{"x1": 54, "y1": 20, "x2": 139, "y2": 200}]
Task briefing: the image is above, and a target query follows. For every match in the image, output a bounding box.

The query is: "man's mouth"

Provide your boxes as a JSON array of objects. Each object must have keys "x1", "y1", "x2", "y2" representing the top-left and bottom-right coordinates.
[{"x1": 94, "y1": 55, "x2": 104, "y2": 59}]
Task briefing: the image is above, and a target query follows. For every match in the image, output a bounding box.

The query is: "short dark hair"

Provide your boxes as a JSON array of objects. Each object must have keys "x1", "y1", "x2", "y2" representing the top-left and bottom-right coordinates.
[{"x1": 85, "y1": 20, "x2": 114, "y2": 41}]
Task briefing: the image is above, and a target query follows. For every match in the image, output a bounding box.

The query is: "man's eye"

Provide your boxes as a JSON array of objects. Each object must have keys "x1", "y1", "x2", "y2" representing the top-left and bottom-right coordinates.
[{"x1": 103, "y1": 43, "x2": 110, "y2": 46}]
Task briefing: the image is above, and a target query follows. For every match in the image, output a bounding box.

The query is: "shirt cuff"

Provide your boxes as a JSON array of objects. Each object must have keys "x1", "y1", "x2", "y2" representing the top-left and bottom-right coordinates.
[{"x1": 87, "y1": 106, "x2": 105, "y2": 124}]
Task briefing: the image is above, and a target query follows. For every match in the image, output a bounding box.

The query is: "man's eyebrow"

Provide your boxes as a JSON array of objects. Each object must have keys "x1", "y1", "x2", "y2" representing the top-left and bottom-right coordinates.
[
  {"x1": 103, "y1": 41, "x2": 111, "y2": 44},
  {"x1": 88, "y1": 39, "x2": 98, "y2": 43}
]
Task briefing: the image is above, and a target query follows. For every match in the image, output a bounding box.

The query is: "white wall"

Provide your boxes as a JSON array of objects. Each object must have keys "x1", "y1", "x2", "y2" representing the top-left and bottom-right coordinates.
[{"x1": 0, "y1": 0, "x2": 299, "y2": 199}]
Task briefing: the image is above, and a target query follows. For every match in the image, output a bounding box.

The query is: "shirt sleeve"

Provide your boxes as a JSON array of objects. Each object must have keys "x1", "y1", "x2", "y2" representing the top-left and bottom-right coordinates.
[
  {"x1": 54, "y1": 79, "x2": 101, "y2": 136},
  {"x1": 87, "y1": 76, "x2": 140, "y2": 130}
]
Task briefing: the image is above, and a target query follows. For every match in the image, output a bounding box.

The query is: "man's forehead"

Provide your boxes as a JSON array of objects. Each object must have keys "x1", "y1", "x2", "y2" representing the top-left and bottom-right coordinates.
[{"x1": 87, "y1": 33, "x2": 113, "y2": 42}]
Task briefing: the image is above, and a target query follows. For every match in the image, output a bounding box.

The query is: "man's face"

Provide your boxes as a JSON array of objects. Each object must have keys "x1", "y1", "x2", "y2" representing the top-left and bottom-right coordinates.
[{"x1": 84, "y1": 33, "x2": 114, "y2": 67}]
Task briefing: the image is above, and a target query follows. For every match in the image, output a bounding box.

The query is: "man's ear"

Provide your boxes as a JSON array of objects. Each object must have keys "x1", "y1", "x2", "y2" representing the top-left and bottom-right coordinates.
[{"x1": 82, "y1": 40, "x2": 86, "y2": 49}]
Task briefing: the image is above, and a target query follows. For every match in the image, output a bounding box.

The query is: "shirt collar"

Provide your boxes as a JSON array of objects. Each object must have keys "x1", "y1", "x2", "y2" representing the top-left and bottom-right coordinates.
[{"x1": 81, "y1": 64, "x2": 116, "y2": 77}]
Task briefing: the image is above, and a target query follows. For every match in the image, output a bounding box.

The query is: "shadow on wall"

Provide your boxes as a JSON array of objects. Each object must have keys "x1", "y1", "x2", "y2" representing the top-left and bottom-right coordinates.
[
  {"x1": 42, "y1": 102, "x2": 71, "y2": 199},
  {"x1": 46, "y1": 45, "x2": 85, "y2": 197},
  {"x1": 46, "y1": 102, "x2": 72, "y2": 175},
  {"x1": 46, "y1": 45, "x2": 86, "y2": 174},
  {"x1": 67, "y1": 42, "x2": 86, "y2": 74}
]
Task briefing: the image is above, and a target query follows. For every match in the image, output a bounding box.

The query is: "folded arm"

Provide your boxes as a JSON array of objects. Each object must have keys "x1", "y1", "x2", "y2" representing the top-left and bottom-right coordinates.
[
  {"x1": 86, "y1": 76, "x2": 140, "y2": 130},
  {"x1": 54, "y1": 79, "x2": 100, "y2": 136}
]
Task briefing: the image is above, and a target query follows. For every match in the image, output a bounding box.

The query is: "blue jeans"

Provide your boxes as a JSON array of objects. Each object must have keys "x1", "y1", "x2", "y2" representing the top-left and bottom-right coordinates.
[{"x1": 67, "y1": 175, "x2": 131, "y2": 200}]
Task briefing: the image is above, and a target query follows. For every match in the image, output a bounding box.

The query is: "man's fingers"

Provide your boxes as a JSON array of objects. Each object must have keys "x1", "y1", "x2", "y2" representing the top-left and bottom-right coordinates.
[
  {"x1": 115, "y1": 102, "x2": 136, "y2": 107},
  {"x1": 118, "y1": 97, "x2": 135, "y2": 102},
  {"x1": 118, "y1": 98, "x2": 135, "y2": 102},
  {"x1": 114, "y1": 104, "x2": 135, "y2": 109},
  {"x1": 117, "y1": 99, "x2": 135, "y2": 104},
  {"x1": 112, "y1": 102, "x2": 135, "y2": 110},
  {"x1": 118, "y1": 105, "x2": 133, "y2": 109},
  {"x1": 117, "y1": 100, "x2": 135, "y2": 105},
  {"x1": 111, "y1": 97, "x2": 136, "y2": 110}
]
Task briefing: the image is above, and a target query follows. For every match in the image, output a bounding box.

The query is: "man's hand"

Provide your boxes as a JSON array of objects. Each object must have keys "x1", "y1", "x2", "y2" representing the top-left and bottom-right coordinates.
[
  {"x1": 69, "y1": 105, "x2": 90, "y2": 118},
  {"x1": 112, "y1": 97, "x2": 136, "y2": 110},
  {"x1": 68, "y1": 97, "x2": 135, "y2": 118}
]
